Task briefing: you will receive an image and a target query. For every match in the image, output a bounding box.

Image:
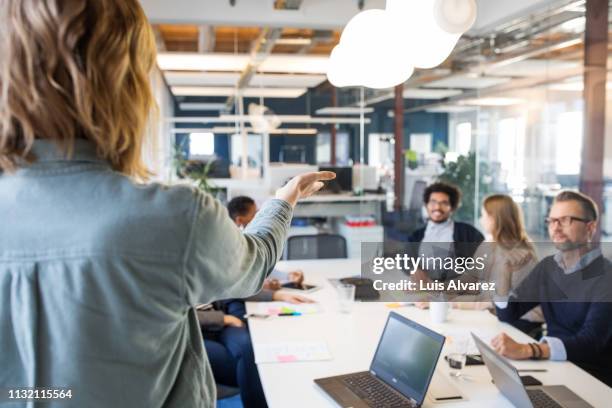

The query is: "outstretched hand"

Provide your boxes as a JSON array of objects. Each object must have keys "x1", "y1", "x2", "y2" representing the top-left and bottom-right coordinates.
[{"x1": 275, "y1": 171, "x2": 336, "y2": 207}]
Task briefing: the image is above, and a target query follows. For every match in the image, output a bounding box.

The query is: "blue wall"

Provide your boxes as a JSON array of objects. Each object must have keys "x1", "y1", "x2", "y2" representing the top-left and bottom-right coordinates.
[{"x1": 174, "y1": 95, "x2": 449, "y2": 165}]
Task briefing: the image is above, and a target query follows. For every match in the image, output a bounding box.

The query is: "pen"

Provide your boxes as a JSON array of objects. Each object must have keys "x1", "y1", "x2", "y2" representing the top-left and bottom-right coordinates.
[
  {"x1": 278, "y1": 312, "x2": 302, "y2": 316},
  {"x1": 518, "y1": 369, "x2": 548, "y2": 372},
  {"x1": 435, "y1": 396, "x2": 462, "y2": 400}
]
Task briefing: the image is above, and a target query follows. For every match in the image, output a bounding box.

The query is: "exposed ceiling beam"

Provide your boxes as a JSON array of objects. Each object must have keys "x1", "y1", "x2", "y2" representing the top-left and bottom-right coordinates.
[
  {"x1": 274, "y1": 0, "x2": 304, "y2": 10},
  {"x1": 142, "y1": 0, "x2": 559, "y2": 32},
  {"x1": 225, "y1": 27, "x2": 283, "y2": 109},
  {"x1": 197, "y1": 25, "x2": 215, "y2": 53},
  {"x1": 403, "y1": 65, "x2": 591, "y2": 113}
]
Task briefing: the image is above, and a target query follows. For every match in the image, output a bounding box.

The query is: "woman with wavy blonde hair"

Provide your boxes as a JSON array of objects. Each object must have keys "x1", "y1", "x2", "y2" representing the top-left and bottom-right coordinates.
[
  {"x1": 0, "y1": 1, "x2": 333, "y2": 407},
  {"x1": 452, "y1": 195, "x2": 543, "y2": 333}
]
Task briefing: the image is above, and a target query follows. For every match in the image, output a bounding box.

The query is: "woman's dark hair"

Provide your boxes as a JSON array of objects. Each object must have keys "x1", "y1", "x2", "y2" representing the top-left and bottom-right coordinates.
[
  {"x1": 227, "y1": 196, "x2": 255, "y2": 221},
  {"x1": 423, "y1": 182, "x2": 462, "y2": 210}
]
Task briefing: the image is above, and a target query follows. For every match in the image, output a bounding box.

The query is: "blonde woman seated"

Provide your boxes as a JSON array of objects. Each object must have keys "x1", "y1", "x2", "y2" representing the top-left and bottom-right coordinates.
[{"x1": 417, "y1": 194, "x2": 544, "y2": 334}]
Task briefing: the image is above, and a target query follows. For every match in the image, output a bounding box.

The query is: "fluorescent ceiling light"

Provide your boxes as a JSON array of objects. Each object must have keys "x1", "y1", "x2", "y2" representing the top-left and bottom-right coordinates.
[
  {"x1": 157, "y1": 53, "x2": 248, "y2": 71},
  {"x1": 248, "y1": 73, "x2": 327, "y2": 88},
  {"x1": 167, "y1": 115, "x2": 370, "y2": 125},
  {"x1": 165, "y1": 72, "x2": 327, "y2": 88},
  {"x1": 402, "y1": 88, "x2": 463, "y2": 99},
  {"x1": 166, "y1": 72, "x2": 239, "y2": 87},
  {"x1": 548, "y1": 81, "x2": 612, "y2": 92},
  {"x1": 219, "y1": 114, "x2": 311, "y2": 122},
  {"x1": 482, "y1": 59, "x2": 580, "y2": 78},
  {"x1": 460, "y1": 97, "x2": 524, "y2": 106},
  {"x1": 219, "y1": 114, "x2": 369, "y2": 124},
  {"x1": 424, "y1": 75, "x2": 511, "y2": 89},
  {"x1": 179, "y1": 103, "x2": 227, "y2": 111},
  {"x1": 158, "y1": 53, "x2": 329, "y2": 75},
  {"x1": 362, "y1": 88, "x2": 463, "y2": 105},
  {"x1": 171, "y1": 86, "x2": 307, "y2": 98},
  {"x1": 426, "y1": 105, "x2": 476, "y2": 113},
  {"x1": 316, "y1": 107, "x2": 374, "y2": 115},
  {"x1": 259, "y1": 54, "x2": 329, "y2": 74},
  {"x1": 211, "y1": 127, "x2": 317, "y2": 135},
  {"x1": 273, "y1": 38, "x2": 312, "y2": 45},
  {"x1": 172, "y1": 128, "x2": 217, "y2": 134}
]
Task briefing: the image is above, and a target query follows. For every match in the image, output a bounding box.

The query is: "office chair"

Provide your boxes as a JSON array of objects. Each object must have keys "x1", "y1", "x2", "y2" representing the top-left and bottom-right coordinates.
[{"x1": 285, "y1": 234, "x2": 347, "y2": 260}]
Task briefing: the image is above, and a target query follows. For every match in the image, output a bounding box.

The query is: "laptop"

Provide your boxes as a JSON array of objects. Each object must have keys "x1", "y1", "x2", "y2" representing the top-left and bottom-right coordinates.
[
  {"x1": 471, "y1": 333, "x2": 592, "y2": 408},
  {"x1": 315, "y1": 312, "x2": 445, "y2": 408}
]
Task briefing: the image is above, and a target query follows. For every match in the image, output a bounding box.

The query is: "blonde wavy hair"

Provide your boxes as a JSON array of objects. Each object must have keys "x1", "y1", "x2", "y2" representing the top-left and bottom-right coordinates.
[{"x1": 0, "y1": 0, "x2": 157, "y2": 178}]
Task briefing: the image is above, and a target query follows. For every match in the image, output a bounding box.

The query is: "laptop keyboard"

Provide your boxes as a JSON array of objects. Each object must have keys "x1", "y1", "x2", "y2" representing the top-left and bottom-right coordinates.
[
  {"x1": 527, "y1": 389, "x2": 563, "y2": 408},
  {"x1": 342, "y1": 373, "x2": 415, "y2": 408}
]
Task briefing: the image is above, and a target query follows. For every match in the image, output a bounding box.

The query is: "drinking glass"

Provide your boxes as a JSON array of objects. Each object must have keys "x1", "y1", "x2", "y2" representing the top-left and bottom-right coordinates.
[{"x1": 337, "y1": 283, "x2": 356, "y2": 314}]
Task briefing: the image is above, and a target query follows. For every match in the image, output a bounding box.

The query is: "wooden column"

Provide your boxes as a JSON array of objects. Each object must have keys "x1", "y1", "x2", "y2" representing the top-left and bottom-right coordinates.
[
  {"x1": 330, "y1": 88, "x2": 337, "y2": 165},
  {"x1": 394, "y1": 84, "x2": 404, "y2": 210},
  {"x1": 579, "y1": 0, "x2": 608, "y2": 240}
]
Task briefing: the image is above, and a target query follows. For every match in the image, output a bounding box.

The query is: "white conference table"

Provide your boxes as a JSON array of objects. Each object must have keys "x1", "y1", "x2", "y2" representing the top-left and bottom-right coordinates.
[{"x1": 246, "y1": 259, "x2": 612, "y2": 408}]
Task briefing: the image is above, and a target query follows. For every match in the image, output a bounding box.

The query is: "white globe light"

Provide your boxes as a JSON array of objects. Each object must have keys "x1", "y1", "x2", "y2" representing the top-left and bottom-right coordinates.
[
  {"x1": 387, "y1": 0, "x2": 463, "y2": 69},
  {"x1": 434, "y1": 0, "x2": 477, "y2": 34},
  {"x1": 327, "y1": 9, "x2": 415, "y2": 89}
]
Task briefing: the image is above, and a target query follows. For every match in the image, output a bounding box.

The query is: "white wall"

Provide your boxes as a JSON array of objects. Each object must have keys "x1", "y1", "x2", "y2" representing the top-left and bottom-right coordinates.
[{"x1": 142, "y1": 68, "x2": 174, "y2": 182}]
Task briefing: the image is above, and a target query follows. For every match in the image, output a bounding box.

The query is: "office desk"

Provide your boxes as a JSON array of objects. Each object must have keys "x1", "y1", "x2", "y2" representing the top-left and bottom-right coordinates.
[
  {"x1": 246, "y1": 259, "x2": 612, "y2": 408},
  {"x1": 294, "y1": 194, "x2": 386, "y2": 223}
]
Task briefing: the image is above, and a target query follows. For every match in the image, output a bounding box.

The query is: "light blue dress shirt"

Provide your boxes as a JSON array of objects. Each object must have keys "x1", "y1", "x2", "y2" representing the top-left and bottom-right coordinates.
[{"x1": 0, "y1": 139, "x2": 293, "y2": 407}]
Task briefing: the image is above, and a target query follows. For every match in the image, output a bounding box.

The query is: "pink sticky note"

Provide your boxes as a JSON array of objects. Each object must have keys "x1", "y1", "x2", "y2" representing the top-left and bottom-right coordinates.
[{"x1": 277, "y1": 355, "x2": 298, "y2": 363}]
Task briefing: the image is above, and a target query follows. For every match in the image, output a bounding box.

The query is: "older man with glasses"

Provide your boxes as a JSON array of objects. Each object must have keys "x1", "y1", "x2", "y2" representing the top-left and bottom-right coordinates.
[{"x1": 493, "y1": 190, "x2": 612, "y2": 387}]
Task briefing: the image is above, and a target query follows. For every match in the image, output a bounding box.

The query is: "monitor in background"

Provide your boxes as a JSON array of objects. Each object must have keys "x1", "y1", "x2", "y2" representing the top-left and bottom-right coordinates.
[
  {"x1": 319, "y1": 166, "x2": 353, "y2": 193},
  {"x1": 279, "y1": 145, "x2": 306, "y2": 163}
]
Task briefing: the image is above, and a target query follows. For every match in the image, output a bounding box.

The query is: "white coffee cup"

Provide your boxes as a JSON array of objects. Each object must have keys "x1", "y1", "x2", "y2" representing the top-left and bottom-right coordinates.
[{"x1": 430, "y1": 302, "x2": 450, "y2": 324}]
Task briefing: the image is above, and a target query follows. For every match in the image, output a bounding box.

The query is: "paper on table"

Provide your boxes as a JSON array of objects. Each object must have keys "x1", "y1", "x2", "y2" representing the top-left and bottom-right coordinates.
[
  {"x1": 253, "y1": 301, "x2": 322, "y2": 316},
  {"x1": 442, "y1": 329, "x2": 496, "y2": 355},
  {"x1": 254, "y1": 341, "x2": 332, "y2": 364}
]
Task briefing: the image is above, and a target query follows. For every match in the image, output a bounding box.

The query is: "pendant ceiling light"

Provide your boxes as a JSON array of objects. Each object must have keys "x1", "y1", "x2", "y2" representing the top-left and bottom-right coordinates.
[{"x1": 327, "y1": 0, "x2": 477, "y2": 89}]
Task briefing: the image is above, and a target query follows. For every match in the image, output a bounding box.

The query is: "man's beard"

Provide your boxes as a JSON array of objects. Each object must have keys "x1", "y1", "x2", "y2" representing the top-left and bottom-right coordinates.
[
  {"x1": 554, "y1": 240, "x2": 588, "y2": 252},
  {"x1": 431, "y1": 215, "x2": 450, "y2": 224}
]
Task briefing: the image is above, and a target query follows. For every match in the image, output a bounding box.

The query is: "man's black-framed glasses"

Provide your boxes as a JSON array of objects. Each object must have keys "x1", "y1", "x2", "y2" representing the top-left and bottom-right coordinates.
[{"x1": 545, "y1": 216, "x2": 592, "y2": 228}]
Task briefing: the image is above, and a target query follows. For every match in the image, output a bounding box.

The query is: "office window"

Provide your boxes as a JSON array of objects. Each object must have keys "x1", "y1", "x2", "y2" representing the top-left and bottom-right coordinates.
[
  {"x1": 368, "y1": 133, "x2": 394, "y2": 167},
  {"x1": 317, "y1": 133, "x2": 331, "y2": 163},
  {"x1": 555, "y1": 111, "x2": 583, "y2": 175},
  {"x1": 231, "y1": 133, "x2": 262, "y2": 168},
  {"x1": 410, "y1": 133, "x2": 432, "y2": 155},
  {"x1": 455, "y1": 122, "x2": 472, "y2": 155},
  {"x1": 189, "y1": 132, "x2": 215, "y2": 157},
  {"x1": 317, "y1": 132, "x2": 350, "y2": 165},
  {"x1": 497, "y1": 117, "x2": 526, "y2": 191}
]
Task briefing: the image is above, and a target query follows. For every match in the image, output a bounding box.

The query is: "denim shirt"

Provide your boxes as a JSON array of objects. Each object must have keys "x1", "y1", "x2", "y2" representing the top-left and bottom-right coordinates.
[{"x1": 0, "y1": 139, "x2": 292, "y2": 407}]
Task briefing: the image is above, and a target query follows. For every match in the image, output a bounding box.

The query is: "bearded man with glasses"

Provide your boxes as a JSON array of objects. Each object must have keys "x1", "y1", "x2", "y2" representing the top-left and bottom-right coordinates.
[{"x1": 492, "y1": 191, "x2": 612, "y2": 387}]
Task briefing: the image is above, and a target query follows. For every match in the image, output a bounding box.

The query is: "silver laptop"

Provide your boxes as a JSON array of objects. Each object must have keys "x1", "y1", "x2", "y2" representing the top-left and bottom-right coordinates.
[
  {"x1": 315, "y1": 312, "x2": 445, "y2": 408},
  {"x1": 471, "y1": 333, "x2": 592, "y2": 408}
]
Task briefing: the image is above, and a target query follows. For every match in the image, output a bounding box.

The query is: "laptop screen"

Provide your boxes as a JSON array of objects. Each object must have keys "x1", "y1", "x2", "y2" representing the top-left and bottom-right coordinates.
[{"x1": 370, "y1": 312, "x2": 445, "y2": 404}]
